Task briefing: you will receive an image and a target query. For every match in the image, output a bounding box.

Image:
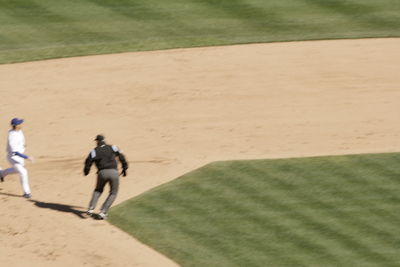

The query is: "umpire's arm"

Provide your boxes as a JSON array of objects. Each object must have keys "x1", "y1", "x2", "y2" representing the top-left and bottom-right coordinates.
[
  {"x1": 118, "y1": 152, "x2": 128, "y2": 170},
  {"x1": 83, "y1": 150, "x2": 95, "y2": 176},
  {"x1": 112, "y1": 145, "x2": 128, "y2": 176},
  {"x1": 118, "y1": 153, "x2": 128, "y2": 177}
]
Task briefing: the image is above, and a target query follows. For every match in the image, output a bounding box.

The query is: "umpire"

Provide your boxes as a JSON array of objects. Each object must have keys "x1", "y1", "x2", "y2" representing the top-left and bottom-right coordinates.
[{"x1": 84, "y1": 134, "x2": 128, "y2": 220}]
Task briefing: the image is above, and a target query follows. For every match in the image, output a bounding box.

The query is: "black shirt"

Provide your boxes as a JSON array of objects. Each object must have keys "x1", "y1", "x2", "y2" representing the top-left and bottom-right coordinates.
[{"x1": 84, "y1": 143, "x2": 128, "y2": 175}]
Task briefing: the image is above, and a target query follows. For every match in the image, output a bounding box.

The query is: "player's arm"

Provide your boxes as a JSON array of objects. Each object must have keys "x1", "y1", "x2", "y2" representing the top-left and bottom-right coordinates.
[
  {"x1": 112, "y1": 145, "x2": 128, "y2": 176},
  {"x1": 84, "y1": 150, "x2": 96, "y2": 176},
  {"x1": 13, "y1": 151, "x2": 29, "y2": 159},
  {"x1": 118, "y1": 153, "x2": 128, "y2": 170}
]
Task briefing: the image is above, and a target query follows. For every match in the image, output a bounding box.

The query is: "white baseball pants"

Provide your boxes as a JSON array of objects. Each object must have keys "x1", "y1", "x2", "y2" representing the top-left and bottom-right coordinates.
[{"x1": 2, "y1": 155, "x2": 31, "y2": 195}]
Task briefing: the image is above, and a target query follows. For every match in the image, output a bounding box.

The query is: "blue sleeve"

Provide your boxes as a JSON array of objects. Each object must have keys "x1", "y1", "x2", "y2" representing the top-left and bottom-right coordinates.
[{"x1": 14, "y1": 152, "x2": 29, "y2": 159}]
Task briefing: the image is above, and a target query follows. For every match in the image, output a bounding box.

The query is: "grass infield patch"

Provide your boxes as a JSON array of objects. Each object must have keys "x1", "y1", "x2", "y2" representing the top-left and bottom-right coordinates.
[
  {"x1": 109, "y1": 153, "x2": 400, "y2": 267},
  {"x1": 1, "y1": 0, "x2": 400, "y2": 63}
]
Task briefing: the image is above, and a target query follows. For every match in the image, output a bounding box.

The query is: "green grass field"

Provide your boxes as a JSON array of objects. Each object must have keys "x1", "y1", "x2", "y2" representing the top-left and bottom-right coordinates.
[
  {"x1": 1, "y1": 0, "x2": 400, "y2": 64},
  {"x1": 109, "y1": 153, "x2": 400, "y2": 267}
]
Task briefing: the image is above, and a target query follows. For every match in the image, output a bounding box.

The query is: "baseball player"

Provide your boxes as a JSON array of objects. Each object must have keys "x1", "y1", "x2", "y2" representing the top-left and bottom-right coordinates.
[
  {"x1": 0, "y1": 118, "x2": 33, "y2": 198},
  {"x1": 84, "y1": 135, "x2": 128, "y2": 220}
]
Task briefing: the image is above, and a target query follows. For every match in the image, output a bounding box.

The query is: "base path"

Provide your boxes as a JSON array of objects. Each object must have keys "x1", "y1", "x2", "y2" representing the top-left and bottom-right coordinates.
[{"x1": 0, "y1": 38, "x2": 399, "y2": 266}]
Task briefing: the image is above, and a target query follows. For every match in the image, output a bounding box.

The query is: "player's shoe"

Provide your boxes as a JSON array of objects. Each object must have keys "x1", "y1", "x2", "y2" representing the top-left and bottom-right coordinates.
[
  {"x1": 0, "y1": 168, "x2": 4, "y2": 182},
  {"x1": 23, "y1": 193, "x2": 32, "y2": 199},
  {"x1": 86, "y1": 209, "x2": 95, "y2": 216},
  {"x1": 98, "y1": 212, "x2": 108, "y2": 220}
]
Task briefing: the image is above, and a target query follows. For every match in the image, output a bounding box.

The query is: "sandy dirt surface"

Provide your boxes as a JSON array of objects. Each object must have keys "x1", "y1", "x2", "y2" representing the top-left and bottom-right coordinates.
[{"x1": 0, "y1": 38, "x2": 399, "y2": 266}]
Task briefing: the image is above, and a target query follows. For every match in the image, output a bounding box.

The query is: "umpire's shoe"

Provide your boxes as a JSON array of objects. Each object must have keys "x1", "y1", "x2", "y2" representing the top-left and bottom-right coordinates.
[
  {"x1": 98, "y1": 212, "x2": 108, "y2": 220},
  {"x1": 86, "y1": 209, "x2": 95, "y2": 216}
]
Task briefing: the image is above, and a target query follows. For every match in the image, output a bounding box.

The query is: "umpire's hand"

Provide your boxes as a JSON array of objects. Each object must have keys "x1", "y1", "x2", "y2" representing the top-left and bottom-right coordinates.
[{"x1": 121, "y1": 169, "x2": 127, "y2": 177}]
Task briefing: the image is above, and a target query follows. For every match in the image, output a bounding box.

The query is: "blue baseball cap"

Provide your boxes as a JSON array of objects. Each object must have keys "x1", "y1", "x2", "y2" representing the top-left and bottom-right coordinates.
[{"x1": 11, "y1": 118, "x2": 24, "y2": 126}]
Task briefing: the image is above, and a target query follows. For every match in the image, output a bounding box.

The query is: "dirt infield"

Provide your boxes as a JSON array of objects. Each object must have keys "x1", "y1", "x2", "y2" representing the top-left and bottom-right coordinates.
[{"x1": 0, "y1": 38, "x2": 399, "y2": 267}]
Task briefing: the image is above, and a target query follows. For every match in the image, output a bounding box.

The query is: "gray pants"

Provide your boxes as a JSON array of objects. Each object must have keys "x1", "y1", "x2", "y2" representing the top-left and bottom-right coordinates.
[{"x1": 89, "y1": 169, "x2": 119, "y2": 214}]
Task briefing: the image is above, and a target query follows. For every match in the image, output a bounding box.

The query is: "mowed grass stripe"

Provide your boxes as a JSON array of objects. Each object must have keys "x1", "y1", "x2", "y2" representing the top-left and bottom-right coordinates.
[
  {"x1": 0, "y1": 0, "x2": 116, "y2": 45},
  {"x1": 303, "y1": 0, "x2": 398, "y2": 30},
  {"x1": 213, "y1": 166, "x2": 341, "y2": 266},
  {"x1": 110, "y1": 153, "x2": 400, "y2": 267},
  {"x1": 1, "y1": 0, "x2": 400, "y2": 63},
  {"x1": 153, "y1": 188, "x2": 286, "y2": 267},
  {"x1": 254, "y1": 162, "x2": 398, "y2": 265},
  {"x1": 257, "y1": 156, "x2": 400, "y2": 264},
  {"x1": 227, "y1": 162, "x2": 392, "y2": 266},
  {"x1": 168, "y1": 176, "x2": 318, "y2": 266}
]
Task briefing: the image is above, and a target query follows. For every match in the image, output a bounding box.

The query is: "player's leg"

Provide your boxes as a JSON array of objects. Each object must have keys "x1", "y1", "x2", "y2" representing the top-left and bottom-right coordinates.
[
  {"x1": 88, "y1": 172, "x2": 107, "y2": 213},
  {"x1": 99, "y1": 169, "x2": 119, "y2": 219},
  {"x1": 1, "y1": 156, "x2": 20, "y2": 181},
  {"x1": 1, "y1": 166, "x2": 18, "y2": 178},
  {"x1": 13, "y1": 163, "x2": 31, "y2": 196}
]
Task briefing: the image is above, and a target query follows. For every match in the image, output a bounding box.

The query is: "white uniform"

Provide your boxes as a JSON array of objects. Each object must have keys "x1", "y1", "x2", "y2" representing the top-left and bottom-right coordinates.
[{"x1": 2, "y1": 129, "x2": 31, "y2": 195}]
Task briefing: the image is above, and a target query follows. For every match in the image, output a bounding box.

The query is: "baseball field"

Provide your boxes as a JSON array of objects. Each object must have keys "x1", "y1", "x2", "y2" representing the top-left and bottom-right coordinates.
[{"x1": 0, "y1": 0, "x2": 400, "y2": 267}]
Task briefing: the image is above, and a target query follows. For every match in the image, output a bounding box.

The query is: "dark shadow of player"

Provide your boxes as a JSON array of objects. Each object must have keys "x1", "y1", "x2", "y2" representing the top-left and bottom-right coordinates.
[
  {"x1": 29, "y1": 200, "x2": 87, "y2": 219},
  {"x1": 0, "y1": 191, "x2": 24, "y2": 198}
]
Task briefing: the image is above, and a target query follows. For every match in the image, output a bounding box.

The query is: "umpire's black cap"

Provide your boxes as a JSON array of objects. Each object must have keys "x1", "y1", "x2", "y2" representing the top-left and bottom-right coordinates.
[{"x1": 94, "y1": 134, "x2": 105, "y2": 141}]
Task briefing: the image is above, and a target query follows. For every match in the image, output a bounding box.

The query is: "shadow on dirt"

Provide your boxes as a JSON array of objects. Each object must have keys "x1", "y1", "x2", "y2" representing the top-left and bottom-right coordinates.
[
  {"x1": 0, "y1": 191, "x2": 24, "y2": 198},
  {"x1": 30, "y1": 200, "x2": 87, "y2": 219}
]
